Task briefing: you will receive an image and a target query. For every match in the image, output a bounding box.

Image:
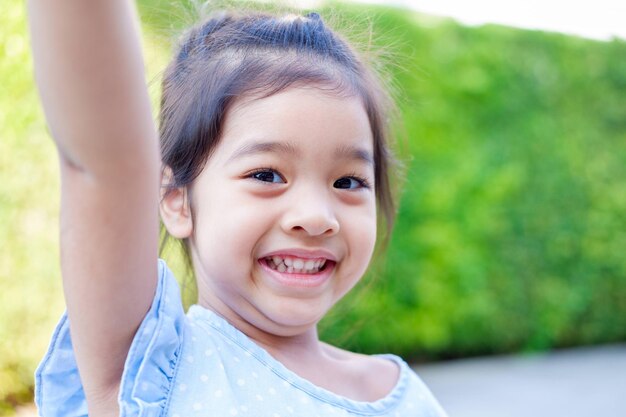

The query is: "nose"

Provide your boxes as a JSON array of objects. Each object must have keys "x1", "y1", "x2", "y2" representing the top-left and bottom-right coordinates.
[{"x1": 281, "y1": 192, "x2": 340, "y2": 237}]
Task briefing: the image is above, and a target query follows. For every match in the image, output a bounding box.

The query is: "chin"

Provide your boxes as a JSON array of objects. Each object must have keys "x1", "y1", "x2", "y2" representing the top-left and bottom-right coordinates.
[{"x1": 257, "y1": 297, "x2": 331, "y2": 335}]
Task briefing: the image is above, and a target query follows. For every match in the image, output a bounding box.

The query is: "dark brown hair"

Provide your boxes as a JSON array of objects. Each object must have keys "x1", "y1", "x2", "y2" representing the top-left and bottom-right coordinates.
[{"x1": 159, "y1": 10, "x2": 398, "y2": 283}]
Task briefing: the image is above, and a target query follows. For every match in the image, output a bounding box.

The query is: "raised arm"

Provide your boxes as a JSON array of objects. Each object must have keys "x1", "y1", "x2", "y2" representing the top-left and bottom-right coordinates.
[{"x1": 28, "y1": 1, "x2": 159, "y2": 415}]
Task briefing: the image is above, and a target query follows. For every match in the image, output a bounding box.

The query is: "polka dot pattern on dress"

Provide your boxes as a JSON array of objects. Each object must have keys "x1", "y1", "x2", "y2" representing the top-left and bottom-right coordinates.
[{"x1": 112, "y1": 262, "x2": 449, "y2": 417}]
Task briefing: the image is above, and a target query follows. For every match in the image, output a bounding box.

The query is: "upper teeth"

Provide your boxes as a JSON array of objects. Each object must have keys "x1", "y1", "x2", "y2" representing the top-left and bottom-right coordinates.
[{"x1": 266, "y1": 256, "x2": 327, "y2": 273}]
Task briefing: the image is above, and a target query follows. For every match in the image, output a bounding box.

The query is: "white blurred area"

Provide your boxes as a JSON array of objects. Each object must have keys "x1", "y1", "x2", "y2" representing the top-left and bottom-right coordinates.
[{"x1": 254, "y1": 0, "x2": 626, "y2": 41}]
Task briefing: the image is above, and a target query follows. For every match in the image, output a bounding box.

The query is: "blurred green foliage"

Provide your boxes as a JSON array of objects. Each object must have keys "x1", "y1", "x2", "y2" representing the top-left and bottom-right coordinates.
[
  {"x1": 320, "y1": 5, "x2": 626, "y2": 360},
  {"x1": 0, "y1": 2, "x2": 62, "y2": 413},
  {"x1": 2, "y1": 0, "x2": 625, "y2": 412}
]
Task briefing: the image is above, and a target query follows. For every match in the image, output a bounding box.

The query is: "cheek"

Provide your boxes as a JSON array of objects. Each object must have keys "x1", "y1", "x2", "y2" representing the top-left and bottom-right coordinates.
[
  {"x1": 355, "y1": 220, "x2": 377, "y2": 263},
  {"x1": 193, "y1": 197, "x2": 275, "y2": 262},
  {"x1": 343, "y1": 202, "x2": 377, "y2": 268},
  {"x1": 331, "y1": 216, "x2": 376, "y2": 301}
]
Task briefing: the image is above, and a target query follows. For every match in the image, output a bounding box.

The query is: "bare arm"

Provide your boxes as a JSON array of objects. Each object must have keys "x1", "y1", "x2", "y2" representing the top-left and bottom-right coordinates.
[{"x1": 28, "y1": 0, "x2": 159, "y2": 414}]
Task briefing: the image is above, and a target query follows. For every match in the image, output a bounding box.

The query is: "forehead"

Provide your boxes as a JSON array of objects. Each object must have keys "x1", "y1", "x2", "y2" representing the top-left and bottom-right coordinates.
[{"x1": 215, "y1": 87, "x2": 374, "y2": 163}]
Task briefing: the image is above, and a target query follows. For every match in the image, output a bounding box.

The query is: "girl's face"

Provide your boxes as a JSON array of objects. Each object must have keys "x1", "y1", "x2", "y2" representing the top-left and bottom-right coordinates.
[{"x1": 183, "y1": 87, "x2": 377, "y2": 338}]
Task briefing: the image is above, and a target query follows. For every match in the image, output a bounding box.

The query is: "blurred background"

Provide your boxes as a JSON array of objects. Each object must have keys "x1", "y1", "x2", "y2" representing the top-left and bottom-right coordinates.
[{"x1": 1, "y1": 0, "x2": 625, "y2": 415}]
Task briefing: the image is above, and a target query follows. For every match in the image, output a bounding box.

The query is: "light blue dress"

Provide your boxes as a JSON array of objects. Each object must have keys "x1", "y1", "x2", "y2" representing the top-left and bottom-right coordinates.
[{"x1": 35, "y1": 260, "x2": 448, "y2": 417}]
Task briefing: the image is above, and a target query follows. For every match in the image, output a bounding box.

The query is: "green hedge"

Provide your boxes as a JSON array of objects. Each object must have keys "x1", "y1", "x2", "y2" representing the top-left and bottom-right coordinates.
[
  {"x1": 2, "y1": 0, "x2": 625, "y2": 411},
  {"x1": 319, "y1": 5, "x2": 626, "y2": 360}
]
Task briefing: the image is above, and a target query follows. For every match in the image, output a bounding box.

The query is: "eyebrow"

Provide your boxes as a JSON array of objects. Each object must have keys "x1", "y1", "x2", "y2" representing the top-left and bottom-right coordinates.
[
  {"x1": 227, "y1": 140, "x2": 374, "y2": 166},
  {"x1": 227, "y1": 141, "x2": 298, "y2": 163},
  {"x1": 335, "y1": 144, "x2": 374, "y2": 166}
]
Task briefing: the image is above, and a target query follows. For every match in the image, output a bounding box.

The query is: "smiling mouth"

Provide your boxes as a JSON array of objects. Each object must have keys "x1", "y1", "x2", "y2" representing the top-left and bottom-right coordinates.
[{"x1": 264, "y1": 256, "x2": 329, "y2": 274}]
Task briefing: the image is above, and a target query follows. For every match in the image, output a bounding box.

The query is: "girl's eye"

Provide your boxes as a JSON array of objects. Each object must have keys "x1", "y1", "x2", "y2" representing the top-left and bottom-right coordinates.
[
  {"x1": 333, "y1": 176, "x2": 369, "y2": 190},
  {"x1": 250, "y1": 169, "x2": 284, "y2": 183}
]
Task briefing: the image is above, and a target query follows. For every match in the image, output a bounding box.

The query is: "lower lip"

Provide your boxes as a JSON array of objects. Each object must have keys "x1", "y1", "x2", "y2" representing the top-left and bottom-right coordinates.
[{"x1": 259, "y1": 258, "x2": 335, "y2": 288}]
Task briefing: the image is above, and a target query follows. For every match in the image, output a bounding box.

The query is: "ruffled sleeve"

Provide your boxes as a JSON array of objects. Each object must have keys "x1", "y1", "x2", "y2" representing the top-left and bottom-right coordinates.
[{"x1": 35, "y1": 259, "x2": 185, "y2": 417}]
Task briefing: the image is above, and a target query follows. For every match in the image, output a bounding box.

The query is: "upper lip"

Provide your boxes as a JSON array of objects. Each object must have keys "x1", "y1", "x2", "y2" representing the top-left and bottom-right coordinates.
[{"x1": 261, "y1": 248, "x2": 337, "y2": 262}]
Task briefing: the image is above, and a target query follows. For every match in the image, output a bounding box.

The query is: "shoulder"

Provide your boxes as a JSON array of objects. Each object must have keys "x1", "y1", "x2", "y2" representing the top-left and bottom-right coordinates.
[
  {"x1": 321, "y1": 342, "x2": 401, "y2": 399},
  {"x1": 35, "y1": 260, "x2": 186, "y2": 417}
]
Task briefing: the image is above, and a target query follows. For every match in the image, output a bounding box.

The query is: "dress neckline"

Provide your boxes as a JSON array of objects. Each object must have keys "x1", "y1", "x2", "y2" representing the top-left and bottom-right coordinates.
[{"x1": 187, "y1": 305, "x2": 410, "y2": 415}]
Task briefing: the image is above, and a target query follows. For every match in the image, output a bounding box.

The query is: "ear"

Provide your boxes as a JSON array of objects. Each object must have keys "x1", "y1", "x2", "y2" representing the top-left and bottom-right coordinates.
[{"x1": 159, "y1": 167, "x2": 193, "y2": 239}]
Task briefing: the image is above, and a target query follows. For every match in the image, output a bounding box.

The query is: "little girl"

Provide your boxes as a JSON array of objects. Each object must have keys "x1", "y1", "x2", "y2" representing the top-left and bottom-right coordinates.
[{"x1": 28, "y1": 1, "x2": 447, "y2": 416}]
